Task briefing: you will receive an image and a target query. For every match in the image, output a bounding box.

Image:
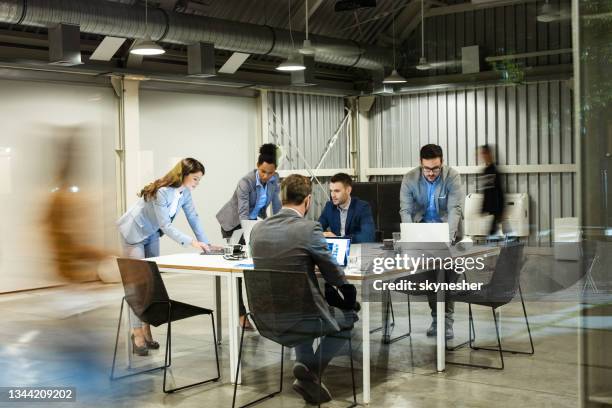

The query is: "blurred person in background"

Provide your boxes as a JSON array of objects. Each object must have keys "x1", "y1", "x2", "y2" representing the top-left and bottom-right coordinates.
[
  {"x1": 478, "y1": 144, "x2": 505, "y2": 236},
  {"x1": 117, "y1": 158, "x2": 220, "y2": 356},
  {"x1": 39, "y1": 128, "x2": 118, "y2": 401},
  {"x1": 44, "y1": 131, "x2": 113, "y2": 282}
]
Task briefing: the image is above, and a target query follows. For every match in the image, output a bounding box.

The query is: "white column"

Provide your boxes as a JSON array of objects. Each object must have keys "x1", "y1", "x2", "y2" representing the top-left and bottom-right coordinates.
[
  {"x1": 112, "y1": 77, "x2": 141, "y2": 215},
  {"x1": 123, "y1": 79, "x2": 141, "y2": 209},
  {"x1": 258, "y1": 89, "x2": 269, "y2": 146},
  {"x1": 357, "y1": 109, "x2": 370, "y2": 182}
]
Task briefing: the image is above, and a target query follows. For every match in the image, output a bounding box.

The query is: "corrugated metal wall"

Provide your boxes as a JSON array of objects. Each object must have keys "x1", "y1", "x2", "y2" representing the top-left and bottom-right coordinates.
[
  {"x1": 404, "y1": 0, "x2": 572, "y2": 75},
  {"x1": 368, "y1": 80, "x2": 575, "y2": 245},
  {"x1": 267, "y1": 91, "x2": 349, "y2": 171},
  {"x1": 267, "y1": 91, "x2": 350, "y2": 218}
]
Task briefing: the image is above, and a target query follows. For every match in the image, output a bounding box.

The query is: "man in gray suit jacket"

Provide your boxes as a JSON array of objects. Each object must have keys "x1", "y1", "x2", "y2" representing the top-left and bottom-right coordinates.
[
  {"x1": 250, "y1": 174, "x2": 358, "y2": 405},
  {"x1": 400, "y1": 144, "x2": 465, "y2": 339}
]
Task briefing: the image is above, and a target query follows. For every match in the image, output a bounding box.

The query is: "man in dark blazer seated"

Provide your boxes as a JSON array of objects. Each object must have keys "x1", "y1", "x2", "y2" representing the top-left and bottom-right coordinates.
[
  {"x1": 250, "y1": 174, "x2": 360, "y2": 405},
  {"x1": 318, "y1": 172, "x2": 376, "y2": 243}
]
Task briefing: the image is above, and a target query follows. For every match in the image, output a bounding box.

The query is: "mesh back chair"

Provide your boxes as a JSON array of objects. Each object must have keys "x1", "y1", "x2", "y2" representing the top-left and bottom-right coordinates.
[
  {"x1": 446, "y1": 243, "x2": 534, "y2": 370},
  {"x1": 232, "y1": 269, "x2": 357, "y2": 408},
  {"x1": 110, "y1": 258, "x2": 220, "y2": 393}
]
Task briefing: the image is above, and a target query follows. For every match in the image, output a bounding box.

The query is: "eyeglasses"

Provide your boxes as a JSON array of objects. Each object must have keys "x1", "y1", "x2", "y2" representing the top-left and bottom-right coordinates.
[{"x1": 421, "y1": 166, "x2": 442, "y2": 175}]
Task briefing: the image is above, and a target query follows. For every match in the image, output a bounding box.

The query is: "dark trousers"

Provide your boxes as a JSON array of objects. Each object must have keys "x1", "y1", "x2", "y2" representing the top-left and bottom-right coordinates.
[
  {"x1": 396, "y1": 268, "x2": 456, "y2": 324},
  {"x1": 293, "y1": 310, "x2": 354, "y2": 376},
  {"x1": 221, "y1": 226, "x2": 247, "y2": 316},
  {"x1": 426, "y1": 268, "x2": 457, "y2": 324}
]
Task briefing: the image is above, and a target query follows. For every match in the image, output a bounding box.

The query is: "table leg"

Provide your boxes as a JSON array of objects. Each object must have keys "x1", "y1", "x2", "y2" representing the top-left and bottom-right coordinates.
[
  {"x1": 382, "y1": 290, "x2": 391, "y2": 343},
  {"x1": 362, "y1": 300, "x2": 371, "y2": 404},
  {"x1": 436, "y1": 301, "x2": 445, "y2": 372},
  {"x1": 229, "y1": 274, "x2": 242, "y2": 384},
  {"x1": 436, "y1": 268, "x2": 445, "y2": 372},
  {"x1": 227, "y1": 274, "x2": 238, "y2": 384},
  {"x1": 215, "y1": 276, "x2": 222, "y2": 345},
  {"x1": 125, "y1": 302, "x2": 133, "y2": 369}
]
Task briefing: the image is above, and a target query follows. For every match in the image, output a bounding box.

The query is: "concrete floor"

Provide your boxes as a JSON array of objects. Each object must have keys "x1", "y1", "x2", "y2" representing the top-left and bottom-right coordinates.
[{"x1": 0, "y1": 273, "x2": 594, "y2": 408}]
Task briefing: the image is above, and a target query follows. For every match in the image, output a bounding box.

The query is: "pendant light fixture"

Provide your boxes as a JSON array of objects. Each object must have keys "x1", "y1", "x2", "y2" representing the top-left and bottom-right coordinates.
[
  {"x1": 383, "y1": 1, "x2": 407, "y2": 84},
  {"x1": 277, "y1": 0, "x2": 306, "y2": 71},
  {"x1": 276, "y1": 53, "x2": 307, "y2": 71},
  {"x1": 130, "y1": 0, "x2": 165, "y2": 56},
  {"x1": 415, "y1": 0, "x2": 431, "y2": 70},
  {"x1": 299, "y1": 0, "x2": 316, "y2": 55},
  {"x1": 537, "y1": 0, "x2": 560, "y2": 22}
]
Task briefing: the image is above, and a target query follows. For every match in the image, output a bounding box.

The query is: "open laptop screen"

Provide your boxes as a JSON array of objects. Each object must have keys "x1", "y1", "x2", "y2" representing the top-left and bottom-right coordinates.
[{"x1": 325, "y1": 237, "x2": 351, "y2": 267}]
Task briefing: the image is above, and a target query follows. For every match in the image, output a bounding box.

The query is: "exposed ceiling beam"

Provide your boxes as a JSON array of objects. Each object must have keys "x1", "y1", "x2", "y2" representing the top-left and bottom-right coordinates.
[
  {"x1": 394, "y1": 64, "x2": 572, "y2": 93},
  {"x1": 426, "y1": 0, "x2": 538, "y2": 17},
  {"x1": 399, "y1": 3, "x2": 431, "y2": 43},
  {"x1": 292, "y1": 0, "x2": 325, "y2": 32}
]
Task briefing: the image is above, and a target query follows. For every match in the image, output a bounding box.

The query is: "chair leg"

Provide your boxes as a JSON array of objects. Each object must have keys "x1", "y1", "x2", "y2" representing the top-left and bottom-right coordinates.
[
  {"x1": 446, "y1": 306, "x2": 504, "y2": 370},
  {"x1": 370, "y1": 289, "x2": 396, "y2": 334},
  {"x1": 163, "y1": 313, "x2": 222, "y2": 393},
  {"x1": 110, "y1": 297, "x2": 124, "y2": 380},
  {"x1": 231, "y1": 315, "x2": 247, "y2": 408},
  {"x1": 232, "y1": 313, "x2": 284, "y2": 408},
  {"x1": 382, "y1": 291, "x2": 412, "y2": 344},
  {"x1": 279, "y1": 345, "x2": 284, "y2": 393},
  {"x1": 519, "y1": 285, "x2": 535, "y2": 355},
  {"x1": 318, "y1": 320, "x2": 324, "y2": 408},
  {"x1": 110, "y1": 298, "x2": 166, "y2": 381},
  {"x1": 447, "y1": 303, "x2": 474, "y2": 351},
  {"x1": 492, "y1": 308, "x2": 505, "y2": 370},
  {"x1": 163, "y1": 321, "x2": 172, "y2": 392},
  {"x1": 471, "y1": 287, "x2": 535, "y2": 355},
  {"x1": 347, "y1": 336, "x2": 358, "y2": 408}
]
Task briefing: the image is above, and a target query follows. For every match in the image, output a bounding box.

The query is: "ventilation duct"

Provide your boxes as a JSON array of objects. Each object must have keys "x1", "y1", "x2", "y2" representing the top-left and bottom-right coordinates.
[{"x1": 0, "y1": 0, "x2": 393, "y2": 71}]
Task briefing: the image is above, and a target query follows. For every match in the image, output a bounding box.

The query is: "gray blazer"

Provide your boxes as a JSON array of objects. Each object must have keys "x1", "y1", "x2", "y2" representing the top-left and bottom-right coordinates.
[
  {"x1": 216, "y1": 169, "x2": 282, "y2": 232},
  {"x1": 399, "y1": 166, "x2": 465, "y2": 240},
  {"x1": 249, "y1": 208, "x2": 350, "y2": 333}
]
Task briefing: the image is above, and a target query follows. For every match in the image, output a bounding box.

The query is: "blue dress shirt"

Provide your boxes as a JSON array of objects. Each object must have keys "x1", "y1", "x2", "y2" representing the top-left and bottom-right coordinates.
[
  {"x1": 249, "y1": 171, "x2": 269, "y2": 219},
  {"x1": 422, "y1": 175, "x2": 442, "y2": 223}
]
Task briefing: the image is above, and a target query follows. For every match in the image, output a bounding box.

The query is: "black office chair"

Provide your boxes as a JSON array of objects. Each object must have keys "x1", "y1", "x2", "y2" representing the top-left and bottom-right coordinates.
[
  {"x1": 232, "y1": 269, "x2": 357, "y2": 408},
  {"x1": 110, "y1": 258, "x2": 220, "y2": 393},
  {"x1": 368, "y1": 289, "x2": 412, "y2": 344},
  {"x1": 446, "y1": 243, "x2": 535, "y2": 370}
]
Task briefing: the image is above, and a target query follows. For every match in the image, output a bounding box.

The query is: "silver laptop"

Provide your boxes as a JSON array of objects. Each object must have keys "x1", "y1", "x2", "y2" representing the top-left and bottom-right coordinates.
[{"x1": 398, "y1": 222, "x2": 450, "y2": 250}]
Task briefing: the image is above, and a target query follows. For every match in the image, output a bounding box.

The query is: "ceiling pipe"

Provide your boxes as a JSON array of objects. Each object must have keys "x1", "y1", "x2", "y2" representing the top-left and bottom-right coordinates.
[{"x1": 0, "y1": 0, "x2": 394, "y2": 70}]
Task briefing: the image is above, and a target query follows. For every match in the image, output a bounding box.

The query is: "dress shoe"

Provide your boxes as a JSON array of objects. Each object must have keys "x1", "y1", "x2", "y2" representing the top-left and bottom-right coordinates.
[
  {"x1": 445, "y1": 324, "x2": 454, "y2": 340},
  {"x1": 426, "y1": 321, "x2": 437, "y2": 337},
  {"x1": 293, "y1": 362, "x2": 319, "y2": 383},
  {"x1": 145, "y1": 339, "x2": 160, "y2": 349},
  {"x1": 131, "y1": 334, "x2": 149, "y2": 356},
  {"x1": 239, "y1": 315, "x2": 255, "y2": 331},
  {"x1": 292, "y1": 379, "x2": 332, "y2": 404}
]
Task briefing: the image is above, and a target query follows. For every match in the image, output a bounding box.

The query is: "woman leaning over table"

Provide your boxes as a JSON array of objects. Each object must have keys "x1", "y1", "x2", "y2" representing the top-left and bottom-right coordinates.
[{"x1": 117, "y1": 157, "x2": 220, "y2": 356}]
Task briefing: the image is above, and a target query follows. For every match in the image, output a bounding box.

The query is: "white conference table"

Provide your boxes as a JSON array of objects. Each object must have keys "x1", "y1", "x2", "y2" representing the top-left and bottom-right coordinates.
[
  {"x1": 148, "y1": 243, "x2": 498, "y2": 405},
  {"x1": 146, "y1": 252, "x2": 249, "y2": 387}
]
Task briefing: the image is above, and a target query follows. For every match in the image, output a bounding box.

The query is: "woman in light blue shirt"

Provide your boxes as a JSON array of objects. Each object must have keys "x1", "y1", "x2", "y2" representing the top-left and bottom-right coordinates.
[{"x1": 117, "y1": 157, "x2": 216, "y2": 355}]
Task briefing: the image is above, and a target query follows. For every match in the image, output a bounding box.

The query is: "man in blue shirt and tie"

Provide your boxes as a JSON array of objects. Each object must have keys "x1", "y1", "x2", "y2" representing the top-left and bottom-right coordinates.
[{"x1": 399, "y1": 144, "x2": 465, "y2": 339}]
